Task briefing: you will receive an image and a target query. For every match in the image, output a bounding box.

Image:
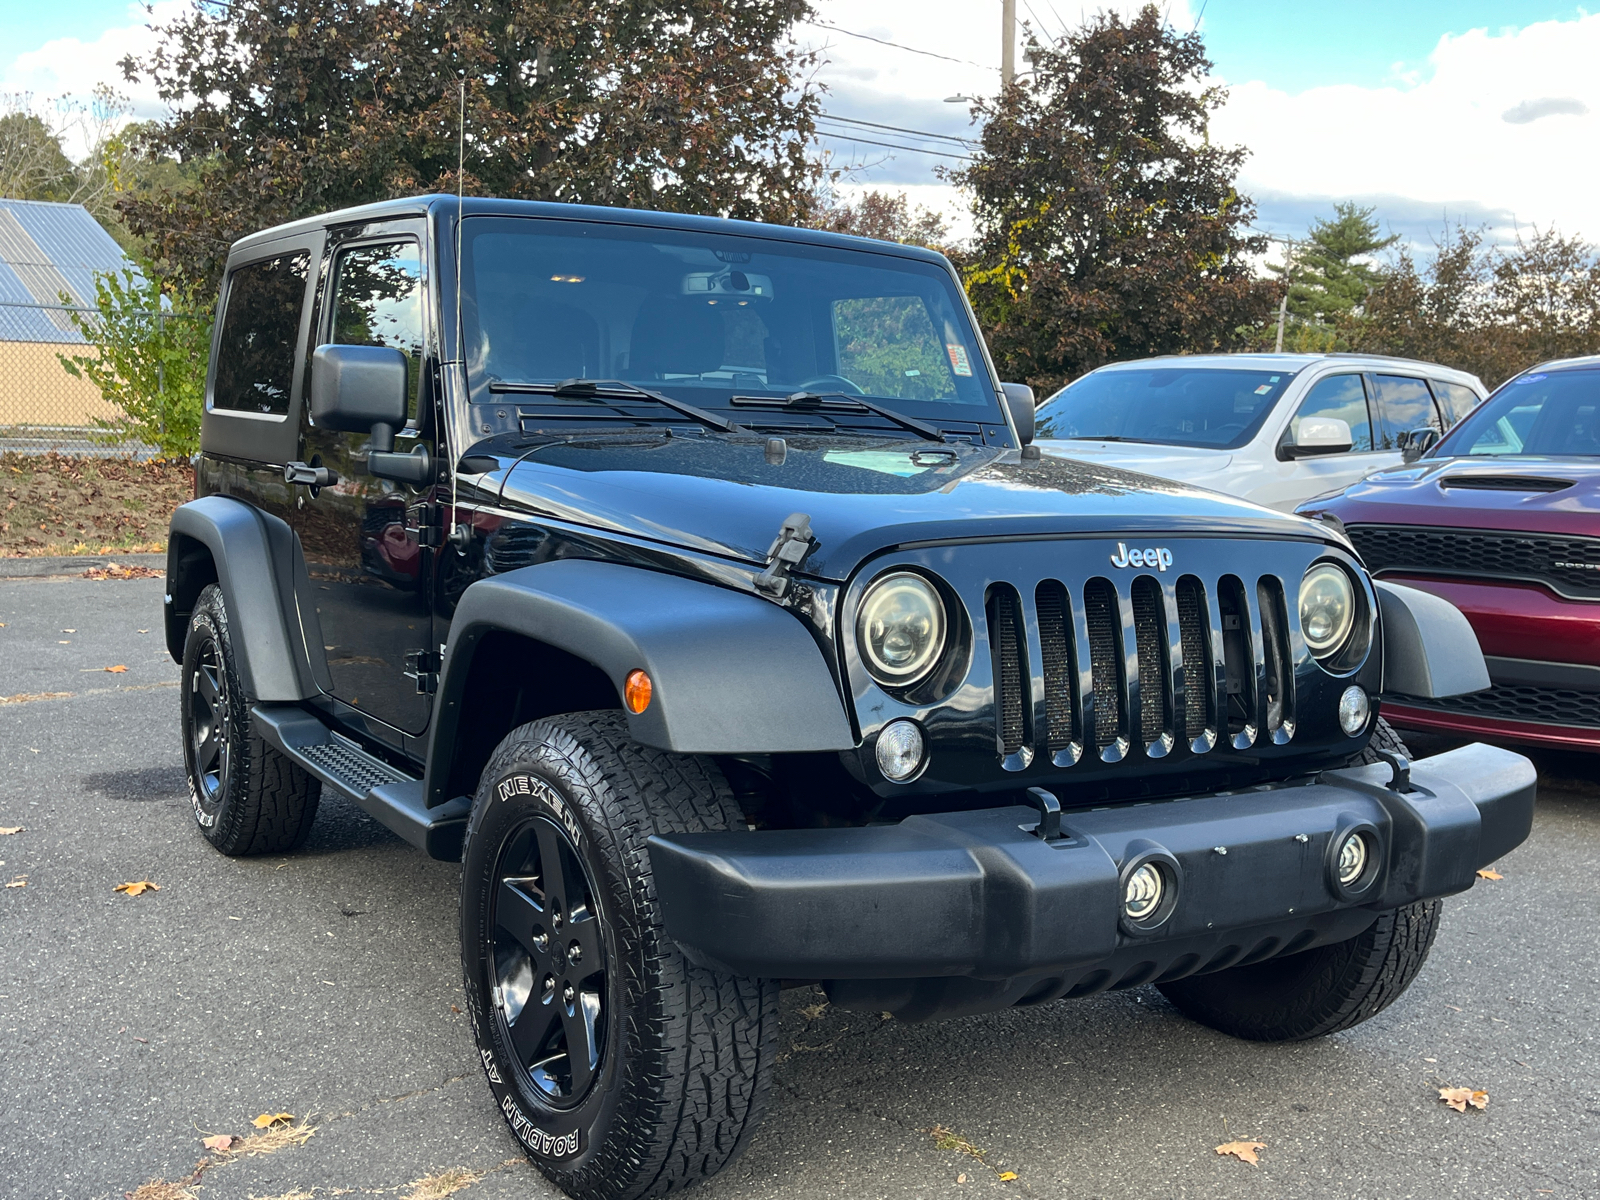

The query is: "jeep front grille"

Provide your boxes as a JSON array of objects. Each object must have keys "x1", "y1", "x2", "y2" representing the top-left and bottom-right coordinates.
[
  {"x1": 1346, "y1": 524, "x2": 1600, "y2": 602},
  {"x1": 985, "y1": 571, "x2": 1294, "y2": 764}
]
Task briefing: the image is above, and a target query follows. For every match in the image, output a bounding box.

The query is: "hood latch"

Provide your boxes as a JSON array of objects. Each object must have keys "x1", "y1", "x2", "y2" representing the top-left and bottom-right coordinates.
[{"x1": 754, "y1": 512, "x2": 817, "y2": 601}]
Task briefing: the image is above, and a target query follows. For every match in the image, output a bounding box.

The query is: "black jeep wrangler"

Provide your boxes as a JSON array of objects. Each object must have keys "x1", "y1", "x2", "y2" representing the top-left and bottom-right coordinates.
[{"x1": 166, "y1": 196, "x2": 1535, "y2": 1199}]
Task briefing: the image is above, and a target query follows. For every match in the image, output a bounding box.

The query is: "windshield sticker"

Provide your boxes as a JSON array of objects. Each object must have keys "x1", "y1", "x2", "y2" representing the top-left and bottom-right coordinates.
[
  {"x1": 1253, "y1": 384, "x2": 1273, "y2": 394},
  {"x1": 946, "y1": 344, "x2": 973, "y2": 376},
  {"x1": 824, "y1": 450, "x2": 933, "y2": 478}
]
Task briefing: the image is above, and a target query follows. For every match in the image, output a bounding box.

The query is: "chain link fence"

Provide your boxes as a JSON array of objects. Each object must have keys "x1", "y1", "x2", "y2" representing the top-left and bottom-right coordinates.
[{"x1": 0, "y1": 297, "x2": 168, "y2": 458}]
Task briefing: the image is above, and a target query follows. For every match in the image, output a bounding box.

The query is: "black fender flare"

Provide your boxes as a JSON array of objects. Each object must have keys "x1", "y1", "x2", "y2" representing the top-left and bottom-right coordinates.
[
  {"x1": 424, "y1": 559, "x2": 856, "y2": 807},
  {"x1": 165, "y1": 496, "x2": 321, "y2": 702}
]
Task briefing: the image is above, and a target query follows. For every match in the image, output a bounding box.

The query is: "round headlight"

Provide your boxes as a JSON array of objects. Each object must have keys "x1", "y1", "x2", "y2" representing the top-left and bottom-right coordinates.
[
  {"x1": 875, "y1": 719, "x2": 926, "y2": 782},
  {"x1": 857, "y1": 572, "x2": 946, "y2": 686},
  {"x1": 1299, "y1": 564, "x2": 1356, "y2": 658}
]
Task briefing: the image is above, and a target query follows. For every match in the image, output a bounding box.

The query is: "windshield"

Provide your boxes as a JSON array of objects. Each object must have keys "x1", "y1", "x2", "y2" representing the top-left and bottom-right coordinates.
[
  {"x1": 458, "y1": 217, "x2": 1000, "y2": 424},
  {"x1": 1435, "y1": 367, "x2": 1600, "y2": 457},
  {"x1": 1034, "y1": 366, "x2": 1298, "y2": 449}
]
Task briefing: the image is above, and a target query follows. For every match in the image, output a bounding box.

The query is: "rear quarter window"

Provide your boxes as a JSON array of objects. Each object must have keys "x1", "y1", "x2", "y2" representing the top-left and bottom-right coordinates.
[{"x1": 212, "y1": 252, "x2": 311, "y2": 415}]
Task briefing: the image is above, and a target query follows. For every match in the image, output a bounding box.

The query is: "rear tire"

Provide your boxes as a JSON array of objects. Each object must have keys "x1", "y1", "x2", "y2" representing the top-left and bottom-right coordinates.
[
  {"x1": 1155, "y1": 718, "x2": 1442, "y2": 1041},
  {"x1": 460, "y1": 711, "x2": 779, "y2": 1200},
  {"x1": 181, "y1": 584, "x2": 320, "y2": 855}
]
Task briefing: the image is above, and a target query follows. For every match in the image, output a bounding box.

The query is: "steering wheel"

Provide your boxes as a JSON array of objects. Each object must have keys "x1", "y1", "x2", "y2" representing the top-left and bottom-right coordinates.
[{"x1": 795, "y1": 374, "x2": 865, "y2": 396}]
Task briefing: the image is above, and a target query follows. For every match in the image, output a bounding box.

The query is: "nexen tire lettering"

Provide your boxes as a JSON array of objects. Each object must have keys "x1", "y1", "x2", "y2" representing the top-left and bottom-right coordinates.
[{"x1": 501, "y1": 1094, "x2": 580, "y2": 1158}]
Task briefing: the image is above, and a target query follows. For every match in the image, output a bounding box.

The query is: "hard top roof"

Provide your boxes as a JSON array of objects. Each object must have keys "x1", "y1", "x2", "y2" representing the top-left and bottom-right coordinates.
[
  {"x1": 1086, "y1": 351, "x2": 1483, "y2": 386},
  {"x1": 230, "y1": 194, "x2": 951, "y2": 267}
]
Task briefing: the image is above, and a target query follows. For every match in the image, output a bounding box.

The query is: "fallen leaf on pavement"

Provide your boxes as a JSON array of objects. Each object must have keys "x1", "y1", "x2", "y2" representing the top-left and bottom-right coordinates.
[
  {"x1": 997, "y1": 1171, "x2": 1018, "y2": 1181},
  {"x1": 1476, "y1": 868, "x2": 1503, "y2": 880},
  {"x1": 956, "y1": 1174, "x2": 967, "y2": 1184},
  {"x1": 1438, "y1": 1087, "x2": 1489, "y2": 1112},
  {"x1": 6, "y1": 877, "x2": 26, "y2": 888},
  {"x1": 83, "y1": 563, "x2": 160, "y2": 580},
  {"x1": 0, "y1": 826, "x2": 22, "y2": 835},
  {"x1": 104, "y1": 664, "x2": 128, "y2": 673},
  {"x1": 114, "y1": 880, "x2": 161, "y2": 896},
  {"x1": 1215, "y1": 1140, "x2": 1267, "y2": 1166},
  {"x1": 402, "y1": 1167, "x2": 485, "y2": 1200},
  {"x1": 200, "y1": 1135, "x2": 237, "y2": 1153},
  {"x1": 252, "y1": 1112, "x2": 295, "y2": 1130}
]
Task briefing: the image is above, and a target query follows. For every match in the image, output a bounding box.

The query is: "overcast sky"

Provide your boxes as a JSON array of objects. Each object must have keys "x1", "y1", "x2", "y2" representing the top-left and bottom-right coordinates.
[{"x1": 5, "y1": 1, "x2": 1597, "y2": 251}]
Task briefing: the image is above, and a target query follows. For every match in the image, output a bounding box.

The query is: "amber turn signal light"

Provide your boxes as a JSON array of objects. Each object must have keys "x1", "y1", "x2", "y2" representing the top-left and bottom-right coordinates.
[{"x1": 625, "y1": 669, "x2": 653, "y2": 713}]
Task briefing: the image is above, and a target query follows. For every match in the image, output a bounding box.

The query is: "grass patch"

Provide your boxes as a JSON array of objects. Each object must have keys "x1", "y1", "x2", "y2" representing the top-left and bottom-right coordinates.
[{"x1": 1, "y1": 452, "x2": 191, "y2": 556}]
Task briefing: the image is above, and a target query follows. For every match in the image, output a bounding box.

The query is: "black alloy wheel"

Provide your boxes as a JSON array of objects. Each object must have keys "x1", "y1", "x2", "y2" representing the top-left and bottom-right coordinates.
[
  {"x1": 180, "y1": 584, "x2": 321, "y2": 856},
  {"x1": 187, "y1": 634, "x2": 231, "y2": 816},
  {"x1": 491, "y1": 815, "x2": 607, "y2": 1107}
]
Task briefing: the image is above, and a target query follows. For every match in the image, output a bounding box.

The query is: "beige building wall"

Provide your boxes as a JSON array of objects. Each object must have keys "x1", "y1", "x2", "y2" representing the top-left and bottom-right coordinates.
[{"x1": 0, "y1": 340, "x2": 116, "y2": 428}]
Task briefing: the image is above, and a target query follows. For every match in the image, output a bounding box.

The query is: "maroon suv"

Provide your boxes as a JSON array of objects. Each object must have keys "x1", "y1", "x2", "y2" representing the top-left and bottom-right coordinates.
[{"x1": 1300, "y1": 357, "x2": 1600, "y2": 751}]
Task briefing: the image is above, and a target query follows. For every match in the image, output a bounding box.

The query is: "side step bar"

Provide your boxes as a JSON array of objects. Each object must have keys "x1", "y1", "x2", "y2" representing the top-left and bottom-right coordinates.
[{"x1": 251, "y1": 703, "x2": 471, "y2": 860}]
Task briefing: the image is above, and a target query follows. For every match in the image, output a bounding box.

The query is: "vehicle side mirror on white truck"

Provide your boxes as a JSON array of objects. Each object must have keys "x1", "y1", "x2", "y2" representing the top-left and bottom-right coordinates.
[{"x1": 1281, "y1": 417, "x2": 1354, "y2": 460}]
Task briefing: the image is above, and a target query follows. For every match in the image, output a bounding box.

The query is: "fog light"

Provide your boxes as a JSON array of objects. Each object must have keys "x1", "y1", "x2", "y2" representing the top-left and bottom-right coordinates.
[
  {"x1": 875, "y1": 720, "x2": 925, "y2": 782},
  {"x1": 1338, "y1": 685, "x2": 1369, "y2": 735},
  {"x1": 1123, "y1": 863, "x2": 1164, "y2": 920},
  {"x1": 1337, "y1": 832, "x2": 1369, "y2": 885}
]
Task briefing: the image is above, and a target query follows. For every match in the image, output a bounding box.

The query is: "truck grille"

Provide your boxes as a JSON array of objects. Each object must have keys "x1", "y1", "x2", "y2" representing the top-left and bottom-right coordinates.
[
  {"x1": 1389, "y1": 684, "x2": 1600, "y2": 730},
  {"x1": 1347, "y1": 524, "x2": 1600, "y2": 601},
  {"x1": 986, "y1": 570, "x2": 1294, "y2": 763}
]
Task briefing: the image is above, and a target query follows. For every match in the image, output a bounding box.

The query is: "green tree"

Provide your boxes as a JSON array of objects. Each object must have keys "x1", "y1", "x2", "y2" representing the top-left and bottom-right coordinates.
[
  {"x1": 119, "y1": 0, "x2": 823, "y2": 295},
  {"x1": 1287, "y1": 202, "x2": 1396, "y2": 326},
  {"x1": 57, "y1": 266, "x2": 213, "y2": 458},
  {"x1": 951, "y1": 5, "x2": 1273, "y2": 394},
  {"x1": 0, "y1": 105, "x2": 77, "y2": 202}
]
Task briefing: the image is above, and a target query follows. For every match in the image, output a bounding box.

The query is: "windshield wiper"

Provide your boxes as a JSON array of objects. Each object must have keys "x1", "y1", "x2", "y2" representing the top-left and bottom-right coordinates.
[
  {"x1": 730, "y1": 390, "x2": 947, "y2": 444},
  {"x1": 489, "y1": 378, "x2": 744, "y2": 434},
  {"x1": 1062, "y1": 435, "x2": 1152, "y2": 444}
]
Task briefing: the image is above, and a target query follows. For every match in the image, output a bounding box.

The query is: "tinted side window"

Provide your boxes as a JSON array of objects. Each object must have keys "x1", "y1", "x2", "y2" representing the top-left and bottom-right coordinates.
[
  {"x1": 330, "y1": 240, "x2": 424, "y2": 414},
  {"x1": 213, "y1": 252, "x2": 310, "y2": 414},
  {"x1": 1291, "y1": 374, "x2": 1373, "y2": 452},
  {"x1": 1371, "y1": 374, "x2": 1441, "y2": 449},
  {"x1": 1431, "y1": 380, "x2": 1480, "y2": 425}
]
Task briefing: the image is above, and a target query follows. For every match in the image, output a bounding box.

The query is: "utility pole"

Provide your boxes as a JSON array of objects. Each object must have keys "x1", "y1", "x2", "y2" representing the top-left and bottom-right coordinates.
[
  {"x1": 1001, "y1": 0, "x2": 1016, "y2": 87},
  {"x1": 1274, "y1": 238, "x2": 1295, "y2": 353}
]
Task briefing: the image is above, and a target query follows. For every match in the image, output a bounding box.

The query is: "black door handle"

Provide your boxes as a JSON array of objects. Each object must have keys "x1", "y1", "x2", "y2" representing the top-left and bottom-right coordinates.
[{"x1": 284, "y1": 461, "x2": 340, "y2": 487}]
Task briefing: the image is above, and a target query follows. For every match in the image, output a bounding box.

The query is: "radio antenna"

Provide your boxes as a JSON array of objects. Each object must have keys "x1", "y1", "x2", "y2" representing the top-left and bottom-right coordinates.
[{"x1": 448, "y1": 73, "x2": 468, "y2": 551}]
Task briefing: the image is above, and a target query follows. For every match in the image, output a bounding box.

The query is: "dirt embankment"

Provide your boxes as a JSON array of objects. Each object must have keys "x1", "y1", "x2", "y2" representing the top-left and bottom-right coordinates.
[{"x1": 1, "y1": 453, "x2": 193, "y2": 557}]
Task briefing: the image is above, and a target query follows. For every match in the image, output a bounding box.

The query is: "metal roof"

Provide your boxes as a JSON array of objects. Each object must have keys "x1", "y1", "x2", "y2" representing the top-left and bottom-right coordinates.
[{"x1": 0, "y1": 198, "x2": 134, "y2": 343}]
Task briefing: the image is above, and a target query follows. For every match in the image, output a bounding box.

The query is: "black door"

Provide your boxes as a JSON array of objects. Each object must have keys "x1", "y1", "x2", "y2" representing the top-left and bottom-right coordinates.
[{"x1": 291, "y1": 225, "x2": 437, "y2": 738}]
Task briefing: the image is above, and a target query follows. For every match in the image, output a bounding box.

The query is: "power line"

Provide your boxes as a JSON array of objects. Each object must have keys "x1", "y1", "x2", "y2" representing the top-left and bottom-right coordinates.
[
  {"x1": 818, "y1": 112, "x2": 975, "y2": 147},
  {"x1": 812, "y1": 128, "x2": 973, "y2": 162},
  {"x1": 800, "y1": 20, "x2": 995, "y2": 71}
]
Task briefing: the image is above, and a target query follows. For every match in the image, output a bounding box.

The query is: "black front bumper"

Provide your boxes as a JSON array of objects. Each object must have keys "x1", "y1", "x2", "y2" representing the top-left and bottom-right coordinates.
[{"x1": 648, "y1": 743, "x2": 1534, "y2": 1018}]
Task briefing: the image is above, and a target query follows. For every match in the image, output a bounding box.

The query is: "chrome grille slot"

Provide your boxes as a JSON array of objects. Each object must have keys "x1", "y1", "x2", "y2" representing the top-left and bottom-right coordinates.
[
  {"x1": 1257, "y1": 576, "x2": 1295, "y2": 742},
  {"x1": 1035, "y1": 581, "x2": 1080, "y2": 755},
  {"x1": 1131, "y1": 576, "x2": 1170, "y2": 750},
  {"x1": 1217, "y1": 575, "x2": 1256, "y2": 743},
  {"x1": 986, "y1": 586, "x2": 1028, "y2": 756},
  {"x1": 1083, "y1": 578, "x2": 1124, "y2": 751},
  {"x1": 1175, "y1": 575, "x2": 1212, "y2": 744}
]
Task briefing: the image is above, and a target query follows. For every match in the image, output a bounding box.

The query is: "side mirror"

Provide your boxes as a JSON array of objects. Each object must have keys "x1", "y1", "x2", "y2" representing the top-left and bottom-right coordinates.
[
  {"x1": 1283, "y1": 416, "x2": 1353, "y2": 459},
  {"x1": 310, "y1": 345, "x2": 431, "y2": 485},
  {"x1": 1401, "y1": 427, "x2": 1440, "y2": 463},
  {"x1": 1001, "y1": 382, "x2": 1035, "y2": 446}
]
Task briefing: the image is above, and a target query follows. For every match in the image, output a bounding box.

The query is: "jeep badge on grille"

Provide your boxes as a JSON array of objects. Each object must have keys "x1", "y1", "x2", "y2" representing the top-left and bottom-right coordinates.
[{"x1": 1110, "y1": 542, "x2": 1173, "y2": 572}]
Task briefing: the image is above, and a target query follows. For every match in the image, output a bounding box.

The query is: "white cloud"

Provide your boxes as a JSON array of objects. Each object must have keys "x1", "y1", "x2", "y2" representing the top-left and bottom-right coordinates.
[
  {"x1": 1211, "y1": 14, "x2": 1600, "y2": 245},
  {"x1": 1, "y1": 1, "x2": 188, "y2": 157}
]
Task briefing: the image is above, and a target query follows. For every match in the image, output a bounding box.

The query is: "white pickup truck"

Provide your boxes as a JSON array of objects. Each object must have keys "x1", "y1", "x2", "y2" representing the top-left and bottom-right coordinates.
[{"x1": 1033, "y1": 352, "x2": 1486, "y2": 511}]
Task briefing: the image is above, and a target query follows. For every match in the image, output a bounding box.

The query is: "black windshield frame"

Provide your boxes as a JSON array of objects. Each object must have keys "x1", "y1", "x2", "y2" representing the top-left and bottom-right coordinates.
[{"x1": 456, "y1": 216, "x2": 1005, "y2": 429}]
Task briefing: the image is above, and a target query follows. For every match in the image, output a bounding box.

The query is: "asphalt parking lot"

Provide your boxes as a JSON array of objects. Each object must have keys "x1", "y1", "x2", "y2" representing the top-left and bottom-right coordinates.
[{"x1": 2, "y1": 567, "x2": 1597, "y2": 1200}]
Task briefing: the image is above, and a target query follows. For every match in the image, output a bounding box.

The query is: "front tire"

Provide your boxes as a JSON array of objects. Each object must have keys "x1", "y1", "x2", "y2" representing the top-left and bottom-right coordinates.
[
  {"x1": 181, "y1": 584, "x2": 320, "y2": 855},
  {"x1": 460, "y1": 711, "x2": 779, "y2": 1200},
  {"x1": 1155, "y1": 718, "x2": 1441, "y2": 1041}
]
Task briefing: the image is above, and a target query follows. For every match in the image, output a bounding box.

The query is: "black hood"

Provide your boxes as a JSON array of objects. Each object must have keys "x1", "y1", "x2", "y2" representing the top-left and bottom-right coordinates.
[{"x1": 476, "y1": 434, "x2": 1329, "y2": 579}]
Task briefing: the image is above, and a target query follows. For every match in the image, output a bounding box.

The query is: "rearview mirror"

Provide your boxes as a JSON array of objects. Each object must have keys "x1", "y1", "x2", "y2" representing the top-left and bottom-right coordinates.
[
  {"x1": 1284, "y1": 416, "x2": 1353, "y2": 459},
  {"x1": 310, "y1": 344, "x2": 409, "y2": 451},
  {"x1": 1001, "y1": 382, "x2": 1035, "y2": 446},
  {"x1": 1401, "y1": 427, "x2": 1441, "y2": 463}
]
